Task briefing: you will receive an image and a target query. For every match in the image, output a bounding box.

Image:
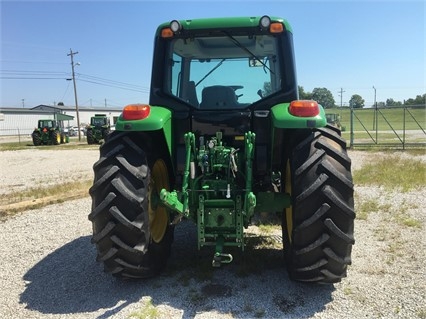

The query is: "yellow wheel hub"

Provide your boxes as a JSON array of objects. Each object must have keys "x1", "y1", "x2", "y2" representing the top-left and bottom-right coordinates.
[
  {"x1": 148, "y1": 159, "x2": 169, "y2": 243},
  {"x1": 285, "y1": 160, "x2": 293, "y2": 243}
]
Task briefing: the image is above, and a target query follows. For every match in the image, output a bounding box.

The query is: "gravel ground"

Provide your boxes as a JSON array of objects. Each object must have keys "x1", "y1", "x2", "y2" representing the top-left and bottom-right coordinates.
[
  {"x1": 0, "y1": 148, "x2": 99, "y2": 195},
  {"x1": 0, "y1": 149, "x2": 425, "y2": 319}
]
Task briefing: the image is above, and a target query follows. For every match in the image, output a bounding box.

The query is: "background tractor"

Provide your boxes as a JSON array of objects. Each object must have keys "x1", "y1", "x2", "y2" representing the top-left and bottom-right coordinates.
[
  {"x1": 32, "y1": 119, "x2": 68, "y2": 146},
  {"x1": 89, "y1": 16, "x2": 355, "y2": 284},
  {"x1": 86, "y1": 114, "x2": 111, "y2": 144}
]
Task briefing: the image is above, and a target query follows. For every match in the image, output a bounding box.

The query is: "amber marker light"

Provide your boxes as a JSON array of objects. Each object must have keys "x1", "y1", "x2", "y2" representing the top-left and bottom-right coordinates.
[
  {"x1": 289, "y1": 100, "x2": 320, "y2": 117},
  {"x1": 161, "y1": 27, "x2": 174, "y2": 38},
  {"x1": 270, "y1": 22, "x2": 284, "y2": 33},
  {"x1": 122, "y1": 104, "x2": 151, "y2": 120}
]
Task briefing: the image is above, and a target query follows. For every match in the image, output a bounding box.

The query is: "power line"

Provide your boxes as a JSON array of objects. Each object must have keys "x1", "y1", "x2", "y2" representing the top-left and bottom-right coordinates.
[
  {"x1": 0, "y1": 77, "x2": 68, "y2": 80},
  {"x1": 1, "y1": 69, "x2": 149, "y2": 92},
  {"x1": 1, "y1": 60, "x2": 68, "y2": 65},
  {"x1": 76, "y1": 73, "x2": 149, "y2": 92},
  {"x1": 77, "y1": 78, "x2": 149, "y2": 93}
]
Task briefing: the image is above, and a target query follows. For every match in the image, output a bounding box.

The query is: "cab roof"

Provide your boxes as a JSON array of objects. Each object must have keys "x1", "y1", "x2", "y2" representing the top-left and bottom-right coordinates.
[{"x1": 156, "y1": 16, "x2": 293, "y2": 35}]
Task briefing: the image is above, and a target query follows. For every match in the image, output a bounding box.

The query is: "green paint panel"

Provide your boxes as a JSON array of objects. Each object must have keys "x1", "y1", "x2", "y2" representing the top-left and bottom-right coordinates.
[
  {"x1": 115, "y1": 106, "x2": 171, "y2": 131},
  {"x1": 115, "y1": 106, "x2": 173, "y2": 155},
  {"x1": 271, "y1": 103, "x2": 327, "y2": 128}
]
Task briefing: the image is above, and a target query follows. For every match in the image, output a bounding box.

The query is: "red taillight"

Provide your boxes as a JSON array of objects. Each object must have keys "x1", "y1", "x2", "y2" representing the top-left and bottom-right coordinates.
[
  {"x1": 42, "y1": 128, "x2": 47, "y2": 132},
  {"x1": 289, "y1": 100, "x2": 320, "y2": 117},
  {"x1": 122, "y1": 104, "x2": 151, "y2": 120}
]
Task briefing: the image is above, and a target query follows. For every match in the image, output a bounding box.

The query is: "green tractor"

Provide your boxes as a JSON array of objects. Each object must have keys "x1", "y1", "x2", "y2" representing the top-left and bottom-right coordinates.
[
  {"x1": 89, "y1": 16, "x2": 355, "y2": 283},
  {"x1": 86, "y1": 114, "x2": 111, "y2": 144},
  {"x1": 32, "y1": 119, "x2": 68, "y2": 146}
]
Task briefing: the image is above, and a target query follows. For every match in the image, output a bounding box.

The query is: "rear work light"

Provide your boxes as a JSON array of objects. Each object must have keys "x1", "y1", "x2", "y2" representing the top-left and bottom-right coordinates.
[
  {"x1": 289, "y1": 100, "x2": 320, "y2": 117},
  {"x1": 259, "y1": 15, "x2": 284, "y2": 33},
  {"x1": 122, "y1": 104, "x2": 151, "y2": 120},
  {"x1": 161, "y1": 20, "x2": 182, "y2": 38}
]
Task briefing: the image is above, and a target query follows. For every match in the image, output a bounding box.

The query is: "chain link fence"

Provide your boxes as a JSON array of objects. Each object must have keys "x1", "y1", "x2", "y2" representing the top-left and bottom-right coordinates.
[
  {"x1": 346, "y1": 104, "x2": 426, "y2": 149},
  {"x1": 1, "y1": 106, "x2": 425, "y2": 149}
]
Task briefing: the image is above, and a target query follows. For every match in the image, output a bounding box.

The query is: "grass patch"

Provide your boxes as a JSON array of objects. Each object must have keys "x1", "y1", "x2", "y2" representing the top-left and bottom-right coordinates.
[
  {"x1": 0, "y1": 141, "x2": 99, "y2": 151},
  {"x1": 394, "y1": 211, "x2": 422, "y2": 228},
  {"x1": 417, "y1": 308, "x2": 426, "y2": 318},
  {"x1": 254, "y1": 309, "x2": 266, "y2": 318},
  {"x1": 343, "y1": 286, "x2": 353, "y2": 295},
  {"x1": 1, "y1": 179, "x2": 92, "y2": 205},
  {"x1": 356, "y1": 198, "x2": 380, "y2": 220},
  {"x1": 401, "y1": 217, "x2": 422, "y2": 228},
  {"x1": 128, "y1": 298, "x2": 160, "y2": 319},
  {"x1": 353, "y1": 155, "x2": 425, "y2": 192},
  {"x1": 0, "y1": 179, "x2": 92, "y2": 219},
  {"x1": 356, "y1": 197, "x2": 393, "y2": 220},
  {"x1": 258, "y1": 223, "x2": 280, "y2": 235}
]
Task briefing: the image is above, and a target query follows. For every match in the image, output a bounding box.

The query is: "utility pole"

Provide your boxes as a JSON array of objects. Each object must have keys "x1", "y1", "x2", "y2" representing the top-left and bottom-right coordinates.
[
  {"x1": 373, "y1": 86, "x2": 377, "y2": 137},
  {"x1": 338, "y1": 88, "x2": 345, "y2": 108},
  {"x1": 68, "y1": 49, "x2": 81, "y2": 141}
]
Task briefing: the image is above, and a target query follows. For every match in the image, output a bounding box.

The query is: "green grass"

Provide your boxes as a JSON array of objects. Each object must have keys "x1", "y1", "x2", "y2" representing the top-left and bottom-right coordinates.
[
  {"x1": 356, "y1": 198, "x2": 380, "y2": 220},
  {"x1": 353, "y1": 155, "x2": 425, "y2": 192},
  {"x1": 128, "y1": 298, "x2": 160, "y2": 319}
]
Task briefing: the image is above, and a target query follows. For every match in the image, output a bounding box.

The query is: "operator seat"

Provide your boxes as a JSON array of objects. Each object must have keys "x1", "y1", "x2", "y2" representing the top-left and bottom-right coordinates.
[
  {"x1": 200, "y1": 85, "x2": 241, "y2": 109},
  {"x1": 185, "y1": 81, "x2": 199, "y2": 107}
]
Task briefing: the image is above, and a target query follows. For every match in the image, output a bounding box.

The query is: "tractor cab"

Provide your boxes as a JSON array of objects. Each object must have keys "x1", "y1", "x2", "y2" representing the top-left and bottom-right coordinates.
[
  {"x1": 38, "y1": 120, "x2": 56, "y2": 130},
  {"x1": 91, "y1": 116, "x2": 109, "y2": 127},
  {"x1": 151, "y1": 16, "x2": 297, "y2": 111},
  {"x1": 149, "y1": 16, "x2": 299, "y2": 183}
]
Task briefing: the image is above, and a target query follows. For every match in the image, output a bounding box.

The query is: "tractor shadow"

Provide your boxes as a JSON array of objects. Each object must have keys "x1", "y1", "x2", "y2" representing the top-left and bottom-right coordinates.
[{"x1": 20, "y1": 221, "x2": 334, "y2": 318}]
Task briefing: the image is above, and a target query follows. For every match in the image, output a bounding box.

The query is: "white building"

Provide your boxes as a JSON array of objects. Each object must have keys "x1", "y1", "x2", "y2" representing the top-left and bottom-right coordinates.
[{"x1": 0, "y1": 105, "x2": 123, "y2": 136}]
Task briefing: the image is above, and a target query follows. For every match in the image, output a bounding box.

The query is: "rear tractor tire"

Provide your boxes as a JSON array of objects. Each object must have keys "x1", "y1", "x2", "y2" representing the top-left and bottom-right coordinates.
[
  {"x1": 52, "y1": 130, "x2": 61, "y2": 145},
  {"x1": 87, "y1": 129, "x2": 95, "y2": 144},
  {"x1": 283, "y1": 124, "x2": 355, "y2": 284},
  {"x1": 32, "y1": 131, "x2": 41, "y2": 146},
  {"x1": 89, "y1": 131, "x2": 174, "y2": 278},
  {"x1": 60, "y1": 133, "x2": 67, "y2": 144}
]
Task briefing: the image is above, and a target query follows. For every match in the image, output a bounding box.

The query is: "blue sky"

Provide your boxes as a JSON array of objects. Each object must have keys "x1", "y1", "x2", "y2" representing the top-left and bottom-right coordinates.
[{"x1": 1, "y1": 0, "x2": 425, "y2": 108}]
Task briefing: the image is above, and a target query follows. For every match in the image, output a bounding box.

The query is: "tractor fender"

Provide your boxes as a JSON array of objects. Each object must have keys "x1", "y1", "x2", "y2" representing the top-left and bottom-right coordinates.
[
  {"x1": 115, "y1": 105, "x2": 172, "y2": 156},
  {"x1": 271, "y1": 102, "x2": 327, "y2": 129}
]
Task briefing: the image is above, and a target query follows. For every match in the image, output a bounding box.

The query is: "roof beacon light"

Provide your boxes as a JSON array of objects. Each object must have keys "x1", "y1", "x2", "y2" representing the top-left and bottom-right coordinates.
[
  {"x1": 122, "y1": 104, "x2": 151, "y2": 120},
  {"x1": 289, "y1": 100, "x2": 320, "y2": 117},
  {"x1": 170, "y1": 20, "x2": 182, "y2": 33},
  {"x1": 260, "y1": 16, "x2": 271, "y2": 29}
]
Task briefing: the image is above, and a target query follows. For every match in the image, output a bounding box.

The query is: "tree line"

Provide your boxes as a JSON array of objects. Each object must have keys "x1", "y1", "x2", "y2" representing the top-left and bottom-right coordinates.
[{"x1": 298, "y1": 86, "x2": 425, "y2": 109}]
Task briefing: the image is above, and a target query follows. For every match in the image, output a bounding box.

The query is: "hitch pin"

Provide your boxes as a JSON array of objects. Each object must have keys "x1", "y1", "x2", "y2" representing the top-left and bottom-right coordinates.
[{"x1": 212, "y1": 253, "x2": 233, "y2": 267}]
